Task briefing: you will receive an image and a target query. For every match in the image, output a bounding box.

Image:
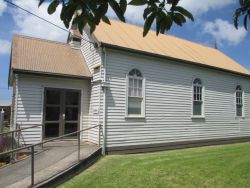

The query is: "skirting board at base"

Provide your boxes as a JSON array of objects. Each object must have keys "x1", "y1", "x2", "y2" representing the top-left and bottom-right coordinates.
[{"x1": 106, "y1": 136, "x2": 250, "y2": 154}]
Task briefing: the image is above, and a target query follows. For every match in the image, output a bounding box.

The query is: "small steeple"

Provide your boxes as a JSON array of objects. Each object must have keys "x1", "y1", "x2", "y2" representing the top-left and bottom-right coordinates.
[
  {"x1": 214, "y1": 40, "x2": 218, "y2": 50},
  {"x1": 67, "y1": 24, "x2": 81, "y2": 49}
]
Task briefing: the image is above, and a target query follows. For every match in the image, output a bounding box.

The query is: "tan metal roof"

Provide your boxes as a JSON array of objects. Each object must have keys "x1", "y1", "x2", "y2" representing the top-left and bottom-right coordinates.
[
  {"x1": 11, "y1": 35, "x2": 91, "y2": 78},
  {"x1": 93, "y1": 20, "x2": 249, "y2": 76}
]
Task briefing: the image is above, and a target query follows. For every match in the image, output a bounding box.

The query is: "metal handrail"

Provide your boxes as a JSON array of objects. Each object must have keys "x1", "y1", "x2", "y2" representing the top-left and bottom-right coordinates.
[
  {"x1": 0, "y1": 124, "x2": 101, "y2": 187},
  {"x1": 0, "y1": 124, "x2": 100, "y2": 156},
  {"x1": 0, "y1": 124, "x2": 42, "y2": 136}
]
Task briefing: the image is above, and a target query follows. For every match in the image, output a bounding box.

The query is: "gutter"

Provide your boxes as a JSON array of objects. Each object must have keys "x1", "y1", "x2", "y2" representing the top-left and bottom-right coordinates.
[
  {"x1": 100, "y1": 42, "x2": 250, "y2": 79},
  {"x1": 12, "y1": 69, "x2": 92, "y2": 80}
]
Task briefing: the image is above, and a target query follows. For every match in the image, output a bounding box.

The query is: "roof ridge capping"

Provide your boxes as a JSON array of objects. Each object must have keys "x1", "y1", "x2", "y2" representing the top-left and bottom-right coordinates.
[
  {"x1": 92, "y1": 19, "x2": 250, "y2": 76},
  {"x1": 13, "y1": 34, "x2": 69, "y2": 46}
]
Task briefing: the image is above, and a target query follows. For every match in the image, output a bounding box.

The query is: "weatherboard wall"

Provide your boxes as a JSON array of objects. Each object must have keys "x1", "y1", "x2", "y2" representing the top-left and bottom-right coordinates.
[
  {"x1": 81, "y1": 29, "x2": 103, "y2": 144},
  {"x1": 105, "y1": 49, "x2": 250, "y2": 149}
]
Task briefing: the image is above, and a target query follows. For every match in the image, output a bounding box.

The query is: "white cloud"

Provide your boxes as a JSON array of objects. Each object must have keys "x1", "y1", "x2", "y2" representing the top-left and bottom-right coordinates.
[
  {"x1": 108, "y1": 5, "x2": 145, "y2": 26},
  {"x1": 11, "y1": 0, "x2": 67, "y2": 42},
  {"x1": 203, "y1": 19, "x2": 247, "y2": 46},
  {"x1": 0, "y1": 0, "x2": 7, "y2": 16},
  {"x1": 0, "y1": 39, "x2": 11, "y2": 54},
  {"x1": 179, "y1": 0, "x2": 235, "y2": 16}
]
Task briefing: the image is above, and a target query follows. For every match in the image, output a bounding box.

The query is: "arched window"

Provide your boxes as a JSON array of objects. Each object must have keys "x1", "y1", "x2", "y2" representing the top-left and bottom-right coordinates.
[
  {"x1": 236, "y1": 85, "x2": 243, "y2": 117},
  {"x1": 127, "y1": 69, "x2": 144, "y2": 116},
  {"x1": 193, "y1": 78, "x2": 203, "y2": 116}
]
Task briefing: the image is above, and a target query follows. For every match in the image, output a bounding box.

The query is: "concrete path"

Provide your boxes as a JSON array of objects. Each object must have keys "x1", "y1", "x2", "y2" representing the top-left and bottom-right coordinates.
[{"x1": 0, "y1": 140, "x2": 99, "y2": 188}]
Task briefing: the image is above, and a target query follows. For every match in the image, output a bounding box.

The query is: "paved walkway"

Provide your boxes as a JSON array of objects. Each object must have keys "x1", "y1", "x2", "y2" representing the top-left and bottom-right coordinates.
[{"x1": 0, "y1": 140, "x2": 99, "y2": 188}]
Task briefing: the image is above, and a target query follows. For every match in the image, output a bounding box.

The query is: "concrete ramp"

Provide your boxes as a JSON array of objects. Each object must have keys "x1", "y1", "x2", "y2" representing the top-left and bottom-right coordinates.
[{"x1": 0, "y1": 141, "x2": 101, "y2": 188}]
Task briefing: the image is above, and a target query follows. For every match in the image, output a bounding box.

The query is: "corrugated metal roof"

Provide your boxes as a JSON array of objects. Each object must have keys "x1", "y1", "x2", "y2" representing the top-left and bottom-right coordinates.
[
  {"x1": 11, "y1": 35, "x2": 91, "y2": 78},
  {"x1": 93, "y1": 19, "x2": 249, "y2": 76}
]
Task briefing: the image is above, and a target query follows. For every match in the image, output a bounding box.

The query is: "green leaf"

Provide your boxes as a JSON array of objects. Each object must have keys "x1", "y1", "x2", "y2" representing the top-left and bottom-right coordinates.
[
  {"x1": 96, "y1": 3, "x2": 109, "y2": 20},
  {"x1": 240, "y1": 0, "x2": 245, "y2": 6},
  {"x1": 157, "y1": 14, "x2": 173, "y2": 34},
  {"x1": 88, "y1": 16, "x2": 97, "y2": 34},
  {"x1": 61, "y1": 3, "x2": 77, "y2": 29},
  {"x1": 173, "y1": 13, "x2": 186, "y2": 26},
  {"x1": 159, "y1": 14, "x2": 172, "y2": 34},
  {"x1": 233, "y1": 8, "x2": 242, "y2": 29},
  {"x1": 48, "y1": 0, "x2": 60, "y2": 15},
  {"x1": 120, "y1": 0, "x2": 127, "y2": 14},
  {"x1": 143, "y1": 13, "x2": 155, "y2": 37},
  {"x1": 174, "y1": 6, "x2": 194, "y2": 21},
  {"x1": 143, "y1": 7, "x2": 151, "y2": 19},
  {"x1": 38, "y1": 0, "x2": 45, "y2": 7},
  {"x1": 109, "y1": 0, "x2": 125, "y2": 22},
  {"x1": 75, "y1": 15, "x2": 88, "y2": 35},
  {"x1": 155, "y1": 12, "x2": 165, "y2": 35},
  {"x1": 102, "y1": 16, "x2": 111, "y2": 25},
  {"x1": 244, "y1": 14, "x2": 248, "y2": 29},
  {"x1": 129, "y1": 0, "x2": 148, "y2": 6}
]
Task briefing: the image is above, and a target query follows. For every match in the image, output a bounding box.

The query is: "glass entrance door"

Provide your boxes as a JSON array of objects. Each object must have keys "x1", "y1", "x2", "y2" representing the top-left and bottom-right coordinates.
[
  {"x1": 64, "y1": 91, "x2": 80, "y2": 137},
  {"x1": 44, "y1": 88, "x2": 80, "y2": 138}
]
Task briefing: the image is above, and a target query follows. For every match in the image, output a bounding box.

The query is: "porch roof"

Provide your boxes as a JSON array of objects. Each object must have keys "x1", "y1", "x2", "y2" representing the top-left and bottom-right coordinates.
[{"x1": 11, "y1": 35, "x2": 91, "y2": 79}]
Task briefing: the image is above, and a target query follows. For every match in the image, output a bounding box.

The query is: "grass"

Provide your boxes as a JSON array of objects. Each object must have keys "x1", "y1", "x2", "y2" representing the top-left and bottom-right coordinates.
[{"x1": 59, "y1": 142, "x2": 250, "y2": 188}]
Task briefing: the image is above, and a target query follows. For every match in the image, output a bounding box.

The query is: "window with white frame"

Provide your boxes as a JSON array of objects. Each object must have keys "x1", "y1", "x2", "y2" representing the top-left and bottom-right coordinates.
[
  {"x1": 127, "y1": 69, "x2": 144, "y2": 116},
  {"x1": 236, "y1": 85, "x2": 243, "y2": 117},
  {"x1": 193, "y1": 78, "x2": 203, "y2": 116}
]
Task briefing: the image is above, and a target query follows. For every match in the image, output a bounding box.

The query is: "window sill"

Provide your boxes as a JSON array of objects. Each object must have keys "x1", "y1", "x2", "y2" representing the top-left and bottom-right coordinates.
[
  {"x1": 125, "y1": 116, "x2": 145, "y2": 119},
  {"x1": 191, "y1": 116, "x2": 205, "y2": 119}
]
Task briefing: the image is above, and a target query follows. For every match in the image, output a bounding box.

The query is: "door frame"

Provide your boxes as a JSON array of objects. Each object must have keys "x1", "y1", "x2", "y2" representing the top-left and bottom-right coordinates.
[{"x1": 42, "y1": 87, "x2": 81, "y2": 139}]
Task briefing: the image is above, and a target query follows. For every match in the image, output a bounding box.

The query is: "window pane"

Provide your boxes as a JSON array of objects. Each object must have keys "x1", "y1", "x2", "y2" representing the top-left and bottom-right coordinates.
[
  {"x1": 194, "y1": 86, "x2": 202, "y2": 102},
  {"x1": 129, "y1": 69, "x2": 136, "y2": 76},
  {"x1": 46, "y1": 90, "x2": 60, "y2": 105},
  {"x1": 136, "y1": 69, "x2": 142, "y2": 77},
  {"x1": 236, "y1": 91, "x2": 243, "y2": 105},
  {"x1": 237, "y1": 105, "x2": 242, "y2": 116},
  {"x1": 138, "y1": 80, "x2": 142, "y2": 89},
  {"x1": 134, "y1": 87, "x2": 138, "y2": 96},
  {"x1": 138, "y1": 88, "x2": 142, "y2": 97},
  {"x1": 134, "y1": 79, "x2": 138, "y2": 88},
  {"x1": 65, "y1": 92, "x2": 79, "y2": 105},
  {"x1": 128, "y1": 97, "x2": 142, "y2": 115},
  {"x1": 129, "y1": 87, "x2": 133, "y2": 96},
  {"x1": 129, "y1": 78, "x2": 133, "y2": 87},
  {"x1": 45, "y1": 123, "x2": 59, "y2": 137},
  {"x1": 236, "y1": 85, "x2": 242, "y2": 91},
  {"x1": 193, "y1": 78, "x2": 202, "y2": 85},
  {"x1": 65, "y1": 107, "x2": 78, "y2": 121},
  {"x1": 193, "y1": 101, "x2": 202, "y2": 116},
  {"x1": 129, "y1": 69, "x2": 142, "y2": 77},
  {"x1": 64, "y1": 123, "x2": 77, "y2": 136},
  {"x1": 45, "y1": 107, "x2": 60, "y2": 121}
]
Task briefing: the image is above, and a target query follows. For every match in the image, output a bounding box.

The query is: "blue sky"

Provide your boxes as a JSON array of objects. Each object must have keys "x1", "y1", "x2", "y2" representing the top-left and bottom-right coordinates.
[{"x1": 0, "y1": 0, "x2": 250, "y2": 105}]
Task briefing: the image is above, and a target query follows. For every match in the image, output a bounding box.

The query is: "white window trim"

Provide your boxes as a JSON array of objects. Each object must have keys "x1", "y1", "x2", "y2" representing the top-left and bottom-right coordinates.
[
  {"x1": 191, "y1": 78, "x2": 205, "y2": 119},
  {"x1": 125, "y1": 73, "x2": 145, "y2": 119},
  {"x1": 235, "y1": 85, "x2": 245, "y2": 118}
]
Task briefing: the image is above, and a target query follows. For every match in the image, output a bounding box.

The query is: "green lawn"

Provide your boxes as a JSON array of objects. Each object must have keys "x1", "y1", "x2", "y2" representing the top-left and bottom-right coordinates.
[{"x1": 60, "y1": 142, "x2": 250, "y2": 188}]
